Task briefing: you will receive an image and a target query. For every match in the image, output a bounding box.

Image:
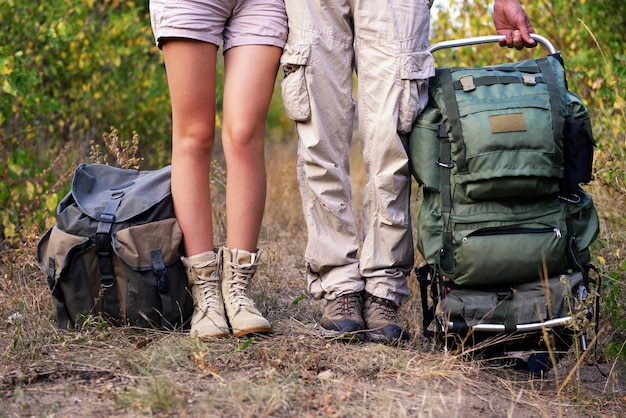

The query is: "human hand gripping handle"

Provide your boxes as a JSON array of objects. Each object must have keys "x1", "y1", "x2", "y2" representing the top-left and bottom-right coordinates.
[{"x1": 494, "y1": 0, "x2": 536, "y2": 49}]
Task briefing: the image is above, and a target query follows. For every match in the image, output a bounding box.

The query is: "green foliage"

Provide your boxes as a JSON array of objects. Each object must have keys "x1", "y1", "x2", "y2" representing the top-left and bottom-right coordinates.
[
  {"x1": 0, "y1": 0, "x2": 169, "y2": 150},
  {"x1": 1, "y1": 0, "x2": 167, "y2": 242},
  {"x1": 0, "y1": 0, "x2": 294, "y2": 245}
]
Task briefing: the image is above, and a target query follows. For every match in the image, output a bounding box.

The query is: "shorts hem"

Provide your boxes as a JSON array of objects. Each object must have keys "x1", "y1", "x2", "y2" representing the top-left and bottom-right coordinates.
[
  {"x1": 155, "y1": 29, "x2": 221, "y2": 49},
  {"x1": 225, "y1": 36, "x2": 287, "y2": 51}
]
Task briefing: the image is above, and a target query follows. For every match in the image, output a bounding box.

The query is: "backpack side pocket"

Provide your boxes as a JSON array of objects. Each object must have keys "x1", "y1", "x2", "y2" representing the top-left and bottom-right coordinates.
[
  {"x1": 563, "y1": 116, "x2": 595, "y2": 192},
  {"x1": 563, "y1": 91, "x2": 595, "y2": 192},
  {"x1": 113, "y1": 218, "x2": 192, "y2": 329},
  {"x1": 37, "y1": 226, "x2": 101, "y2": 329}
]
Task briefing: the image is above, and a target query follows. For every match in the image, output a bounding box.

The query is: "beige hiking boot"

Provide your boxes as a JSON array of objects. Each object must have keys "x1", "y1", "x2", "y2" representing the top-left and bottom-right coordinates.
[
  {"x1": 182, "y1": 251, "x2": 230, "y2": 339},
  {"x1": 221, "y1": 247, "x2": 271, "y2": 337}
]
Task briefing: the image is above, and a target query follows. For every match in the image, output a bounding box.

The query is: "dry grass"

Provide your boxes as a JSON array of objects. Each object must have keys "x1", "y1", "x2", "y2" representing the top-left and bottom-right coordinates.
[{"x1": 1, "y1": 142, "x2": 625, "y2": 417}]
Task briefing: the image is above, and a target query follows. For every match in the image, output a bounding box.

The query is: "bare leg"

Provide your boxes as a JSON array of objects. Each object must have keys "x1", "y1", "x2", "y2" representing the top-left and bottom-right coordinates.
[
  {"x1": 161, "y1": 40, "x2": 218, "y2": 257},
  {"x1": 222, "y1": 45, "x2": 282, "y2": 251}
]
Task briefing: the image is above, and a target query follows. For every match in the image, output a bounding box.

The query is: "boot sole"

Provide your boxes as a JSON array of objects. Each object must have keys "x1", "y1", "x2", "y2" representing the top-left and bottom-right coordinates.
[
  {"x1": 194, "y1": 331, "x2": 231, "y2": 340},
  {"x1": 319, "y1": 328, "x2": 366, "y2": 341},
  {"x1": 233, "y1": 327, "x2": 272, "y2": 338},
  {"x1": 366, "y1": 327, "x2": 411, "y2": 344}
]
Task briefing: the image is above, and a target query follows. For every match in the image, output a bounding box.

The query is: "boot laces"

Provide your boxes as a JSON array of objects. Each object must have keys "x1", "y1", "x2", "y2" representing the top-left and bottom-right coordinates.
[
  {"x1": 330, "y1": 294, "x2": 360, "y2": 316},
  {"x1": 367, "y1": 296, "x2": 399, "y2": 322},
  {"x1": 195, "y1": 275, "x2": 221, "y2": 312},
  {"x1": 225, "y1": 263, "x2": 257, "y2": 310}
]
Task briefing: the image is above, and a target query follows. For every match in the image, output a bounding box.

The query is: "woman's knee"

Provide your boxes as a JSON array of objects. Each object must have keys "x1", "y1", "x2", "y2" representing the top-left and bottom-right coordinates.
[
  {"x1": 223, "y1": 123, "x2": 264, "y2": 153},
  {"x1": 174, "y1": 125, "x2": 215, "y2": 157}
]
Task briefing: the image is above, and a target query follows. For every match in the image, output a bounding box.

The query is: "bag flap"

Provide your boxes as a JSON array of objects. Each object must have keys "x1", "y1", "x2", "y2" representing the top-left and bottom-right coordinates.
[
  {"x1": 113, "y1": 218, "x2": 183, "y2": 270},
  {"x1": 65, "y1": 164, "x2": 172, "y2": 222},
  {"x1": 37, "y1": 225, "x2": 91, "y2": 277},
  {"x1": 514, "y1": 272, "x2": 583, "y2": 320},
  {"x1": 429, "y1": 55, "x2": 567, "y2": 187}
]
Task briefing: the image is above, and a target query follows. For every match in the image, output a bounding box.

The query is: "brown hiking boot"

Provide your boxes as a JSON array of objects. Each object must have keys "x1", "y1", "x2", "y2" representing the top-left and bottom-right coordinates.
[
  {"x1": 363, "y1": 293, "x2": 410, "y2": 344},
  {"x1": 319, "y1": 292, "x2": 365, "y2": 340}
]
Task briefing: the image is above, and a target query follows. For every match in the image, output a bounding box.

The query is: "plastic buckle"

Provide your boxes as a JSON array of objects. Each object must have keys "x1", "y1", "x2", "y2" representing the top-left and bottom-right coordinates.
[
  {"x1": 496, "y1": 291, "x2": 513, "y2": 301},
  {"x1": 101, "y1": 276, "x2": 115, "y2": 289},
  {"x1": 437, "y1": 124, "x2": 449, "y2": 138},
  {"x1": 459, "y1": 74, "x2": 476, "y2": 92},
  {"x1": 522, "y1": 73, "x2": 537, "y2": 86}
]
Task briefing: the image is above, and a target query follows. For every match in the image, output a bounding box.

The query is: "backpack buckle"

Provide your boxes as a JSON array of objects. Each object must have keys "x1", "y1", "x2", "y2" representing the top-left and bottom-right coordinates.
[
  {"x1": 459, "y1": 74, "x2": 476, "y2": 92},
  {"x1": 437, "y1": 157, "x2": 455, "y2": 169},
  {"x1": 522, "y1": 73, "x2": 537, "y2": 86}
]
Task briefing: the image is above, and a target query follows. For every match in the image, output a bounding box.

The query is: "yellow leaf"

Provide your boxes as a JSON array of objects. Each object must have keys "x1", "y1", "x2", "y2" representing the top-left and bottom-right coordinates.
[
  {"x1": 597, "y1": 256, "x2": 606, "y2": 265},
  {"x1": 26, "y1": 181, "x2": 36, "y2": 199},
  {"x1": 0, "y1": 57, "x2": 11, "y2": 75},
  {"x1": 4, "y1": 223, "x2": 16, "y2": 239},
  {"x1": 46, "y1": 194, "x2": 59, "y2": 212},
  {"x1": 3, "y1": 79, "x2": 18, "y2": 97},
  {"x1": 56, "y1": 20, "x2": 67, "y2": 37},
  {"x1": 8, "y1": 162, "x2": 22, "y2": 176}
]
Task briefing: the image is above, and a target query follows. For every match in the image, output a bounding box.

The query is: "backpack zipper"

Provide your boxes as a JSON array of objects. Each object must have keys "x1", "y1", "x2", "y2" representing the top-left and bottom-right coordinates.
[{"x1": 462, "y1": 227, "x2": 562, "y2": 243}]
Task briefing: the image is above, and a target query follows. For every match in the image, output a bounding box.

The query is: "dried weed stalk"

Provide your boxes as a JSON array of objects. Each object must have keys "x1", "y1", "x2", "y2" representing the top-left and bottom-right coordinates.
[{"x1": 89, "y1": 126, "x2": 143, "y2": 170}]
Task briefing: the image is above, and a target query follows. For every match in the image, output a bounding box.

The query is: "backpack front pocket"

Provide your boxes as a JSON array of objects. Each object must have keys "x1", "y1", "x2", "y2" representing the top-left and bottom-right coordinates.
[
  {"x1": 113, "y1": 218, "x2": 192, "y2": 329},
  {"x1": 37, "y1": 225, "x2": 102, "y2": 329},
  {"x1": 449, "y1": 223, "x2": 569, "y2": 286}
]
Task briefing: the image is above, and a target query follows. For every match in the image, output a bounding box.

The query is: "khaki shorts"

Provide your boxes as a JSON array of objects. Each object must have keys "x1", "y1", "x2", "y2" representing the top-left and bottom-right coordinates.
[{"x1": 150, "y1": 0, "x2": 287, "y2": 51}]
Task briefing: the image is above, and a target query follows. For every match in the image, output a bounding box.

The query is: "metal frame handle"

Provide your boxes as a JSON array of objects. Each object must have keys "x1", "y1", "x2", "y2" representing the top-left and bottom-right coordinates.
[{"x1": 429, "y1": 34, "x2": 557, "y2": 54}]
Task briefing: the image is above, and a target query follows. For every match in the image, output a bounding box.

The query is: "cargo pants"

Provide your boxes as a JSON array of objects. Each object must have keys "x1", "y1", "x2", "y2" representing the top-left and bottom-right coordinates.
[{"x1": 281, "y1": 0, "x2": 434, "y2": 306}]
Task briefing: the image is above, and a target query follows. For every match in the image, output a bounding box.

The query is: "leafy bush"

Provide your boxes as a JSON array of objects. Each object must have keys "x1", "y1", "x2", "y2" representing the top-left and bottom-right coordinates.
[{"x1": 1, "y1": 0, "x2": 168, "y2": 242}]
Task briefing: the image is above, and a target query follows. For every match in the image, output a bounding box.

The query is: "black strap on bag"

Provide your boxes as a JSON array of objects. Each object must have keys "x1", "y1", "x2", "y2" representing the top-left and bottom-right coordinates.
[
  {"x1": 492, "y1": 291, "x2": 517, "y2": 333},
  {"x1": 150, "y1": 249, "x2": 176, "y2": 329},
  {"x1": 95, "y1": 194, "x2": 123, "y2": 323},
  {"x1": 536, "y1": 57, "x2": 565, "y2": 170},
  {"x1": 451, "y1": 74, "x2": 546, "y2": 91},
  {"x1": 415, "y1": 264, "x2": 435, "y2": 339},
  {"x1": 438, "y1": 68, "x2": 467, "y2": 175}
]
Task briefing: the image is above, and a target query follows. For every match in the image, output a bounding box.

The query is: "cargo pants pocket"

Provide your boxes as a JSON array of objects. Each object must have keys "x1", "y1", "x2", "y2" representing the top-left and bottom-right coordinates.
[
  {"x1": 280, "y1": 44, "x2": 311, "y2": 122},
  {"x1": 398, "y1": 50, "x2": 434, "y2": 134}
]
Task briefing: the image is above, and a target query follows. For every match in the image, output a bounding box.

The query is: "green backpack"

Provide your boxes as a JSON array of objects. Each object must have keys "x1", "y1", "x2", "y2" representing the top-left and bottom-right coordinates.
[
  {"x1": 409, "y1": 36, "x2": 599, "y2": 349},
  {"x1": 37, "y1": 164, "x2": 193, "y2": 330}
]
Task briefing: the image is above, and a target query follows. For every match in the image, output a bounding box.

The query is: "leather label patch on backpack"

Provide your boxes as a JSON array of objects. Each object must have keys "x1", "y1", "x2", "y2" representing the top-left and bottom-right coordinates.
[{"x1": 489, "y1": 113, "x2": 527, "y2": 133}]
